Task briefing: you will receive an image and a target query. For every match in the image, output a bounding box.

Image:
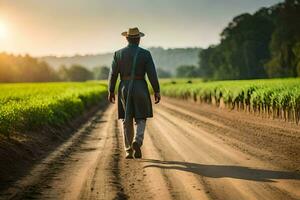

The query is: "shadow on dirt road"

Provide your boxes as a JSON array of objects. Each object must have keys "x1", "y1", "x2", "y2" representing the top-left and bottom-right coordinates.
[{"x1": 142, "y1": 159, "x2": 300, "y2": 182}]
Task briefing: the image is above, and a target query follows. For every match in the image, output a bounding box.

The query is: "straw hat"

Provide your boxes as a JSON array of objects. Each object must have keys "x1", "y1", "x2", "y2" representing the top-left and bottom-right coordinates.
[{"x1": 121, "y1": 27, "x2": 145, "y2": 38}]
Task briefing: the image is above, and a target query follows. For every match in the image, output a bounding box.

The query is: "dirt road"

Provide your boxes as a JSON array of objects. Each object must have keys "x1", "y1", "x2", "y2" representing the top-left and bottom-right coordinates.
[{"x1": 2, "y1": 98, "x2": 300, "y2": 200}]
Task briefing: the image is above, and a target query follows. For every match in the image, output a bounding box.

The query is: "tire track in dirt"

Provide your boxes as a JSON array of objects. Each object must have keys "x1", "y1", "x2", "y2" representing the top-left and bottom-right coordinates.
[
  {"x1": 143, "y1": 122, "x2": 211, "y2": 200},
  {"x1": 0, "y1": 106, "x2": 111, "y2": 200},
  {"x1": 79, "y1": 105, "x2": 127, "y2": 200},
  {"x1": 160, "y1": 98, "x2": 300, "y2": 171},
  {"x1": 118, "y1": 98, "x2": 299, "y2": 200},
  {"x1": 136, "y1": 99, "x2": 300, "y2": 200},
  {"x1": 151, "y1": 107, "x2": 299, "y2": 199},
  {"x1": 1, "y1": 98, "x2": 300, "y2": 200},
  {"x1": 1, "y1": 105, "x2": 129, "y2": 200}
]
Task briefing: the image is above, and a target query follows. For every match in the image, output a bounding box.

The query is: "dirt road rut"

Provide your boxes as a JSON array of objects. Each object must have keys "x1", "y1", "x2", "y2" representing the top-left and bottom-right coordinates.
[{"x1": 2, "y1": 98, "x2": 300, "y2": 200}]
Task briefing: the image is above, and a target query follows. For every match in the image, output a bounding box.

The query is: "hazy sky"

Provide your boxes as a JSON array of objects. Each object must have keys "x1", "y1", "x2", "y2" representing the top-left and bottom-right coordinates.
[{"x1": 0, "y1": 0, "x2": 282, "y2": 56}]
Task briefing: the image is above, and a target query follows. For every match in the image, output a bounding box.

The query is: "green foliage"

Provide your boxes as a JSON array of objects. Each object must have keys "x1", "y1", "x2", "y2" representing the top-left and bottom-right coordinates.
[
  {"x1": 156, "y1": 68, "x2": 171, "y2": 78},
  {"x1": 0, "y1": 53, "x2": 98, "y2": 83},
  {"x1": 62, "y1": 64, "x2": 93, "y2": 81},
  {"x1": 161, "y1": 78, "x2": 300, "y2": 116},
  {"x1": 0, "y1": 53, "x2": 59, "y2": 82},
  {"x1": 199, "y1": 0, "x2": 300, "y2": 80},
  {"x1": 265, "y1": 0, "x2": 300, "y2": 77},
  {"x1": 176, "y1": 65, "x2": 199, "y2": 78},
  {"x1": 93, "y1": 66, "x2": 110, "y2": 80},
  {"x1": 41, "y1": 48, "x2": 201, "y2": 76},
  {"x1": 149, "y1": 47, "x2": 201, "y2": 75},
  {"x1": 0, "y1": 82, "x2": 107, "y2": 137}
]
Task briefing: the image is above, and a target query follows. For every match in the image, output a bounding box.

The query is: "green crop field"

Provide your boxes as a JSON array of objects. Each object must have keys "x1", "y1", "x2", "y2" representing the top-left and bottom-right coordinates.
[
  {"x1": 0, "y1": 82, "x2": 107, "y2": 137},
  {"x1": 1, "y1": 78, "x2": 299, "y2": 138},
  {"x1": 161, "y1": 78, "x2": 300, "y2": 124}
]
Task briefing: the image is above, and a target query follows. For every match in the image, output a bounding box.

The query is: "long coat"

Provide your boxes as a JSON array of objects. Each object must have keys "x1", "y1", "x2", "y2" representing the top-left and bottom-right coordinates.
[{"x1": 108, "y1": 43, "x2": 160, "y2": 119}]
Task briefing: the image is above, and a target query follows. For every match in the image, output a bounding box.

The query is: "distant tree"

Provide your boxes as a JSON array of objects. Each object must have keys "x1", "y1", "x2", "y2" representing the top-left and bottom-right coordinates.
[
  {"x1": 264, "y1": 0, "x2": 300, "y2": 77},
  {"x1": 199, "y1": 45, "x2": 221, "y2": 78},
  {"x1": 156, "y1": 68, "x2": 171, "y2": 78},
  {"x1": 148, "y1": 47, "x2": 201, "y2": 75},
  {"x1": 199, "y1": 0, "x2": 300, "y2": 80},
  {"x1": 295, "y1": 42, "x2": 300, "y2": 76},
  {"x1": 0, "y1": 53, "x2": 14, "y2": 82},
  {"x1": 57, "y1": 65, "x2": 69, "y2": 81},
  {"x1": 93, "y1": 66, "x2": 110, "y2": 80},
  {"x1": 0, "y1": 53, "x2": 58, "y2": 82},
  {"x1": 176, "y1": 65, "x2": 200, "y2": 78},
  {"x1": 65, "y1": 64, "x2": 93, "y2": 81}
]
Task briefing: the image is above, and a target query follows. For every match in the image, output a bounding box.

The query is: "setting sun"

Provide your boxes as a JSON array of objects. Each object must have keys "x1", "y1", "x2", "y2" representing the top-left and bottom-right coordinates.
[{"x1": 0, "y1": 21, "x2": 8, "y2": 39}]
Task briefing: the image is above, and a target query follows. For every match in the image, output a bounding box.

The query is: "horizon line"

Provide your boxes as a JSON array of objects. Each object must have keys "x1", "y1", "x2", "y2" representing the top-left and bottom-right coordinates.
[{"x1": 0, "y1": 45, "x2": 204, "y2": 58}]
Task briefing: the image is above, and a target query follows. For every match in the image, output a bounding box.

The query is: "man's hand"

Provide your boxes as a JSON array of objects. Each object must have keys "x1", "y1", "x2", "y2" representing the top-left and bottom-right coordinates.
[
  {"x1": 154, "y1": 92, "x2": 161, "y2": 104},
  {"x1": 108, "y1": 92, "x2": 115, "y2": 104}
]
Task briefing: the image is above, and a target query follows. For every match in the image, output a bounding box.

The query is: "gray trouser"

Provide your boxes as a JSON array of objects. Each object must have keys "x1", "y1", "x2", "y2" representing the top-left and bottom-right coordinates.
[{"x1": 122, "y1": 118, "x2": 146, "y2": 152}]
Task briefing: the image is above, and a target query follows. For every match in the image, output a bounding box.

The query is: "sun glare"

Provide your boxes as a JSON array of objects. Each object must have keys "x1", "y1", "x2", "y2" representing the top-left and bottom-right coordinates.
[{"x1": 0, "y1": 21, "x2": 8, "y2": 39}]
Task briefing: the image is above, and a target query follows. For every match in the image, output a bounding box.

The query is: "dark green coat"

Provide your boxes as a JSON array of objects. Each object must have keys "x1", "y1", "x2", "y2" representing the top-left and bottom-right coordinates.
[{"x1": 108, "y1": 44, "x2": 160, "y2": 119}]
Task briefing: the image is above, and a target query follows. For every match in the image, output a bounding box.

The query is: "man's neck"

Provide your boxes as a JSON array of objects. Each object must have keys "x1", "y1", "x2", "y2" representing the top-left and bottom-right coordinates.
[{"x1": 128, "y1": 43, "x2": 139, "y2": 47}]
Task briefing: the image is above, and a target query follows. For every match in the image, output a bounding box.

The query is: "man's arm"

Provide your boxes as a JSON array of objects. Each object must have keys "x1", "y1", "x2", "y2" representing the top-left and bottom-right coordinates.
[
  {"x1": 145, "y1": 51, "x2": 161, "y2": 104},
  {"x1": 108, "y1": 52, "x2": 119, "y2": 103}
]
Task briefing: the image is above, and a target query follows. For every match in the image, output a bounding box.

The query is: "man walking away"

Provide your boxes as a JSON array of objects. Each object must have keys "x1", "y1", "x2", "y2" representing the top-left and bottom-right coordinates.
[{"x1": 108, "y1": 27, "x2": 161, "y2": 159}]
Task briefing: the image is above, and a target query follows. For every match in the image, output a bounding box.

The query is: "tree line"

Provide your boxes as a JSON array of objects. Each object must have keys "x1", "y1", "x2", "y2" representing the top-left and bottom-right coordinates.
[
  {"x1": 0, "y1": 53, "x2": 110, "y2": 82},
  {"x1": 1, "y1": 0, "x2": 299, "y2": 81},
  {"x1": 0, "y1": 52, "x2": 198, "y2": 81},
  {"x1": 199, "y1": 0, "x2": 300, "y2": 80}
]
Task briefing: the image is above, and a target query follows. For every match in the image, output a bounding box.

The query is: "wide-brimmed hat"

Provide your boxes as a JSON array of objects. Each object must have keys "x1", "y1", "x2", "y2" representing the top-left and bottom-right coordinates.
[{"x1": 121, "y1": 27, "x2": 145, "y2": 38}]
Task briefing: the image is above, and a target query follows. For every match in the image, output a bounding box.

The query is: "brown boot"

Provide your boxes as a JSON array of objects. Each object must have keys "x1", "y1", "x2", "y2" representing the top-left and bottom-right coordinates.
[{"x1": 132, "y1": 141, "x2": 142, "y2": 159}]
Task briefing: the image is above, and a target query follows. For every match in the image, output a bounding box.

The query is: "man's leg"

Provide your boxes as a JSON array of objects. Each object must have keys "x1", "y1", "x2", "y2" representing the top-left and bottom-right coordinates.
[
  {"x1": 122, "y1": 117, "x2": 134, "y2": 158},
  {"x1": 132, "y1": 118, "x2": 146, "y2": 158},
  {"x1": 134, "y1": 119, "x2": 146, "y2": 146}
]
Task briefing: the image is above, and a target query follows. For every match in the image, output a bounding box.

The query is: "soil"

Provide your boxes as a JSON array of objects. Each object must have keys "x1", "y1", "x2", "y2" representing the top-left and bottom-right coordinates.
[
  {"x1": 0, "y1": 103, "x2": 107, "y2": 193},
  {"x1": 0, "y1": 98, "x2": 299, "y2": 200}
]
